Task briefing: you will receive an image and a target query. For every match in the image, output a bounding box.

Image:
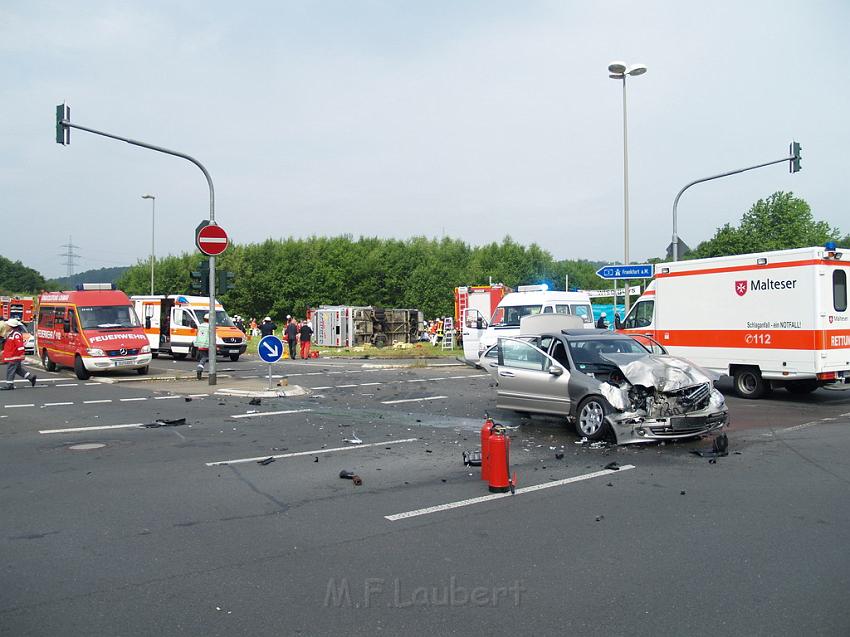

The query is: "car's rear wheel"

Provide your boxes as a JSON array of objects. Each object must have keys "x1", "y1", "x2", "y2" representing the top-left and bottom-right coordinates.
[
  {"x1": 137, "y1": 366, "x2": 149, "y2": 375},
  {"x1": 42, "y1": 349, "x2": 56, "y2": 372},
  {"x1": 575, "y1": 396, "x2": 609, "y2": 441},
  {"x1": 173, "y1": 353, "x2": 187, "y2": 361},
  {"x1": 733, "y1": 367, "x2": 767, "y2": 399},
  {"x1": 229, "y1": 353, "x2": 240, "y2": 362},
  {"x1": 74, "y1": 355, "x2": 91, "y2": 380}
]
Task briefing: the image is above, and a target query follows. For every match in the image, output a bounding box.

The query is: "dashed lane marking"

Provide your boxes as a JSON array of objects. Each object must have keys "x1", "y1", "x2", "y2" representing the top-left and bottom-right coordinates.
[
  {"x1": 43, "y1": 402, "x2": 74, "y2": 407},
  {"x1": 312, "y1": 386, "x2": 332, "y2": 390},
  {"x1": 381, "y1": 395, "x2": 448, "y2": 405},
  {"x1": 5, "y1": 404, "x2": 34, "y2": 409},
  {"x1": 231, "y1": 408, "x2": 313, "y2": 420},
  {"x1": 359, "y1": 382, "x2": 382, "y2": 386},
  {"x1": 55, "y1": 383, "x2": 79, "y2": 387},
  {"x1": 385, "y1": 465, "x2": 636, "y2": 521},
  {"x1": 154, "y1": 396, "x2": 182, "y2": 400},
  {"x1": 83, "y1": 400, "x2": 112, "y2": 404},
  {"x1": 336, "y1": 384, "x2": 358, "y2": 388},
  {"x1": 120, "y1": 397, "x2": 148, "y2": 402},
  {"x1": 205, "y1": 437, "x2": 419, "y2": 466},
  {"x1": 40, "y1": 423, "x2": 145, "y2": 434}
]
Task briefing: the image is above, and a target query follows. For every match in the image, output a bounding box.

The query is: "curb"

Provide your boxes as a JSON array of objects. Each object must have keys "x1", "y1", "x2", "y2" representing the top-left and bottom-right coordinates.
[{"x1": 214, "y1": 385, "x2": 308, "y2": 398}]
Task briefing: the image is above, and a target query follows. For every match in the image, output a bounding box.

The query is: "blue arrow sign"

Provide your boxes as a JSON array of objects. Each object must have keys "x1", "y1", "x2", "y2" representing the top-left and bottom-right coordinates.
[
  {"x1": 258, "y1": 335, "x2": 284, "y2": 363},
  {"x1": 596, "y1": 264, "x2": 654, "y2": 280}
]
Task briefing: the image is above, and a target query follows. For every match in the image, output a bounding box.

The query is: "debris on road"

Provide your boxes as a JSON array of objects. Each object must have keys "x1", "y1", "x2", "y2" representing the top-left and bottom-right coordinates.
[
  {"x1": 345, "y1": 432, "x2": 363, "y2": 444},
  {"x1": 257, "y1": 457, "x2": 276, "y2": 466},
  {"x1": 249, "y1": 397, "x2": 262, "y2": 406},
  {"x1": 143, "y1": 418, "x2": 187, "y2": 428},
  {"x1": 184, "y1": 397, "x2": 192, "y2": 402},
  {"x1": 604, "y1": 461, "x2": 621, "y2": 471},
  {"x1": 339, "y1": 469, "x2": 363, "y2": 485},
  {"x1": 691, "y1": 433, "x2": 729, "y2": 459},
  {"x1": 462, "y1": 450, "x2": 482, "y2": 466},
  {"x1": 555, "y1": 452, "x2": 564, "y2": 460}
]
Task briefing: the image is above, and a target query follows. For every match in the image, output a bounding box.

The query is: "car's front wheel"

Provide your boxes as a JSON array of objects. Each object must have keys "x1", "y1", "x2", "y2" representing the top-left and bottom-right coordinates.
[
  {"x1": 74, "y1": 355, "x2": 91, "y2": 380},
  {"x1": 575, "y1": 396, "x2": 610, "y2": 441},
  {"x1": 42, "y1": 349, "x2": 56, "y2": 372}
]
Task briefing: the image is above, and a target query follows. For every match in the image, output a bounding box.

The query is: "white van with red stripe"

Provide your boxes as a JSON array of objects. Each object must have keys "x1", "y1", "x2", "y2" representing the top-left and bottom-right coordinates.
[{"x1": 620, "y1": 245, "x2": 850, "y2": 398}]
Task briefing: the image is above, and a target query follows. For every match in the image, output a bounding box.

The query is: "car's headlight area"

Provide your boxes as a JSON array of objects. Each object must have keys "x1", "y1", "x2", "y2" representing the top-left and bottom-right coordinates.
[
  {"x1": 141, "y1": 345, "x2": 151, "y2": 354},
  {"x1": 87, "y1": 348, "x2": 106, "y2": 357}
]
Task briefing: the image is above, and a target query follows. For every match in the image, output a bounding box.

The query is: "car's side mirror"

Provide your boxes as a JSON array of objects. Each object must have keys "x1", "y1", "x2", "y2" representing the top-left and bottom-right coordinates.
[
  {"x1": 549, "y1": 365, "x2": 564, "y2": 376},
  {"x1": 63, "y1": 322, "x2": 71, "y2": 333}
]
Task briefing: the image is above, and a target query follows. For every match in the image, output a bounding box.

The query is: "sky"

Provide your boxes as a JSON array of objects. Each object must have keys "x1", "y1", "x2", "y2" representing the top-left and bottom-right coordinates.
[{"x1": 2, "y1": 0, "x2": 849, "y2": 278}]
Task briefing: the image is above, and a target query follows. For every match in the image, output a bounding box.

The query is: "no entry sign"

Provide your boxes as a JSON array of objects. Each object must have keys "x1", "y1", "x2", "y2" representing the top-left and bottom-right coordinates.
[{"x1": 196, "y1": 223, "x2": 229, "y2": 256}]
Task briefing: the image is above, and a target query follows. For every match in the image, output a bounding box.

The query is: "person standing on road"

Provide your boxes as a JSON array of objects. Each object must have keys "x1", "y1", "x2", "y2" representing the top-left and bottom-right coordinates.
[
  {"x1": 1, "y1": 319, "x2": 37, "y2": 390},
  {"x1": 299, "y1": 317, "x2": 313, "y2": 359},
  {"x1": 285, "y1": 317, "x2": 298, "y2": 360},
  {"x1": 260, "y1": 316, "x2": 276, "y2": 338},
  {"x1": 194, "y1": 313, "x2": 211, "y2": 380},
  {"x1": 595, "y1": 312, "x2": 609, "y2": 330},
  {"x1": 0, "y1": 319, "x2": 9, "y2": 349}
]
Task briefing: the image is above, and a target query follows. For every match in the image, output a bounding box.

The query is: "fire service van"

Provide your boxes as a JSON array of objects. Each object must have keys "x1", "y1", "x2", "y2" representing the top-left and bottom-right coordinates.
[
  {"x1": 620, "y1": 244, "x2": 850, "y2": 398},
  {"x1": 462, "y1": 285, "x2": 595, "y2": 362},
  {"x1": 131, "y1": 295, "x2": 247, "y2": 361},
  {"x1": 36, "y1": 285, "x2": 152, "y2": 380},
  {"x1": 1, "y1": 296, "x2": 35, "y2": 323}
]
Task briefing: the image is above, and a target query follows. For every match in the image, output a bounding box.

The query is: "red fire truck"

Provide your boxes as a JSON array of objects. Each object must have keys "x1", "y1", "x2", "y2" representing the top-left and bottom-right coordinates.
[{"x1": 0, "y1": 296, "x2": 35, "y2": 323}]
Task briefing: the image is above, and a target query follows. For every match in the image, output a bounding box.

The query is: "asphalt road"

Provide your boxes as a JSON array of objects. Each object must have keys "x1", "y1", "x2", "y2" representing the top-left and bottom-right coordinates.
[{"x1": 2, "y1": 353, "x2": 850, "y2": 636}]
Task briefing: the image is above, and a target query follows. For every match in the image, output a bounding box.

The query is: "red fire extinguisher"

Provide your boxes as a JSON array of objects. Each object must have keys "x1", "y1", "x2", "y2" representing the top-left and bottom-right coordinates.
[
  {"x1": 487, "y1": 425, "x2": 516, "y2": 494},
  {"x1": 480, "y1": 414, "x2": 495, "y2": 481}
]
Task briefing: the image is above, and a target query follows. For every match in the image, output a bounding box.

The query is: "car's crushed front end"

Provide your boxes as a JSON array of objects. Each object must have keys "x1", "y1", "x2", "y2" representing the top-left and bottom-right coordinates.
[{"x1": 595, "y1": 353, "x2": 729, "y2": 444}]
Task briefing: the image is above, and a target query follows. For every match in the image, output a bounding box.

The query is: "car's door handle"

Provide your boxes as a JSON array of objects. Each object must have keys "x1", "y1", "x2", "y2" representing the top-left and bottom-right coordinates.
[{"x1": 499, "y1": 370, "x2": 515, "y2": 377}]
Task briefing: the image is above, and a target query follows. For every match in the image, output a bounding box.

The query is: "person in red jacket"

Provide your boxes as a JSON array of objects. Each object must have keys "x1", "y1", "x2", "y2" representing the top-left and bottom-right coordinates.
[{"x1": 2, "y1": 319, "x2": 37, "y2": 390}]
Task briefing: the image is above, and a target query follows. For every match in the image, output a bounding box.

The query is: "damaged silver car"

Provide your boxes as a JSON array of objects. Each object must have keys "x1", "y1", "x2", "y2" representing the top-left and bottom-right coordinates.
[{"x1": 494, "y1": 330, "x2": 728, "y2": 444}]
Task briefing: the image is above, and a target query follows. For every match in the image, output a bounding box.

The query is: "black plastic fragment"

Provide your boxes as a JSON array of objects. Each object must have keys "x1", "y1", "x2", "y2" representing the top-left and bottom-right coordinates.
[
  {"x1": 143, "y1": 418, "x2": 187, "y2": 428},
  {"x1": 604, "y1": 461, "x2": 620, "y2": 471},
  {"x1": 249, "y1": 397, "x2": 262, "y2": 406},
  {"x1": 258, "y1": 457, "x2": 276, "y2": 466}
]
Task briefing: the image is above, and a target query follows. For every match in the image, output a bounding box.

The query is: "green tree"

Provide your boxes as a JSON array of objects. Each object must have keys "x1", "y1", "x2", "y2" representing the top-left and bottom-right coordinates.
[
  {"x1": 0, "y1": 256, "x2": 46, "y2": 294},
  {"x1": 689, "y1": 191, "x2": 840, "y2": 259}
]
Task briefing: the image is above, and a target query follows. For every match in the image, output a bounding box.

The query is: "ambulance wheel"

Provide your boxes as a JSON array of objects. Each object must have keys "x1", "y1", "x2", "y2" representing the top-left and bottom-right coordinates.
[
  {"x1": 41, "y1": 349, "x2": 56, "y2": 372},
  {"x1": 786, "y1": 380, "x2": 818, "y2": 394},
  {"x1": 229, "y1": 353, "x2": 240, "y2": 362},
  {"x1": 152, "y1": 353, "x2": 159, "y2": 359},
  {"x1": 74, "y1": 356, "x2": 91, "y2": 381},
  {"x1": 173, "y1": 353, "x2": 187, "y2": 361},
  {"x1": 136, "y1": 366, "x2": 149, "y2": 375},
  {"x1": 733, "y1": 367, "x2": 766, "y2": 399},
  {"x1": 575, "y1": 396, "x2": 610, "y2": 441}
]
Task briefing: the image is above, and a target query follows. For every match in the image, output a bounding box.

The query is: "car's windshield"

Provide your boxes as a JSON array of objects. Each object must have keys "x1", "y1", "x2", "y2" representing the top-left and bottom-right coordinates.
[
  {"x1": 490, "y1": 305, "x2": 542, "y2": 327},
  {"x1": 567, "y1": 338, "x2": 650, "y2": 366},
  {"x1": 189, "y1": 309, "x2": 235, "y2": 328},
  {"x1": 77, "y1": 305, "x2": 141, "y2": 330}
]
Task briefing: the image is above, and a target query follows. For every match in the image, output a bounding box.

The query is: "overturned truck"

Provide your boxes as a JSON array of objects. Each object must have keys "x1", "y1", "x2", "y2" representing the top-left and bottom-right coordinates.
[{"x1": 311, "y1": 306, "x2": 423, "y2": 348}]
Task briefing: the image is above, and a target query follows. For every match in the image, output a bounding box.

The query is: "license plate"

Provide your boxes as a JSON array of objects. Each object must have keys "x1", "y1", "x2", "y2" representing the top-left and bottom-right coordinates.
[{"x1": 115, "y1": 359, "x2": 137, "y2": 367}]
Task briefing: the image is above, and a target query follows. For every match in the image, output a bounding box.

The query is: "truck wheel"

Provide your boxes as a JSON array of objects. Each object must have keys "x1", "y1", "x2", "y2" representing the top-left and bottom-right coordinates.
[
  {"x1": 152, "y1": 352, "x2": 159, "y2": 359},
  {"x1": 229, "y1": 353, "x2": 240, "y2": 362},
  {"x1": 575, "y1": 396, "x2": 610, "y2": 441},
  {"x1": 733, "y1": 367, "x2": 766, "y2": 399},
  {"x1": 42, "y1": 349, "x2": 56, "y2": 372},
  {"x1": 786, "y1": 380, "x2": 818, "y2": 394},
  {"x1": 74, "y1": 356, "x2": 91, "y2": 380},
  {"x1": 137, "y1": 366, "x2": 149, "y2": 376},
  {"x1": 173, "y1": 353, "x2": 187, "y2": 361}
]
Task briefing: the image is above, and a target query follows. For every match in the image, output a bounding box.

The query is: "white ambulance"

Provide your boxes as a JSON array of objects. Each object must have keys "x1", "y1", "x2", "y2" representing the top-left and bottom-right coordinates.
[
  {"x1": 620, "y1": 244, "x2": 850, "y2": 398},
  {"x1": 131, "y1": 295, "x2": 247, "y2": 361},
  {"x1": 462, "y1": 285, "x2": 595, "y2": 362}
]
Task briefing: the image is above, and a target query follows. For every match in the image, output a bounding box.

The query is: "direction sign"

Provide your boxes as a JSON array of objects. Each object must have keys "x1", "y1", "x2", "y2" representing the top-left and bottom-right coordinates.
[
  {"x1": 258, "y1": 335, "x2": 284, "y2": 363},
  {"x1": 196, "y1": 223, "x2": 229, "y2": 256},
  {"x1": 596, "y1": 264, "x2": 654, "y2": 280}
]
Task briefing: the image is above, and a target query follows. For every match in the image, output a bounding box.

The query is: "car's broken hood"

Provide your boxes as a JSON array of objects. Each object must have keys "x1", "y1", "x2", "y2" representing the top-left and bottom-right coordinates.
[{"x1": 600, "y1": 353, "x2": 717, "y2": 392}]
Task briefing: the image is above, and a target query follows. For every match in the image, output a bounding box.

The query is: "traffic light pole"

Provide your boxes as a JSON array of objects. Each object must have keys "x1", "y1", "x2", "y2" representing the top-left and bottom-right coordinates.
[
  {"x1": 671, "y1": 144, "x2": 801, "y2": 261},
  {"x1": 57, "y1": 114, "x2": 219, "y2": 385}
]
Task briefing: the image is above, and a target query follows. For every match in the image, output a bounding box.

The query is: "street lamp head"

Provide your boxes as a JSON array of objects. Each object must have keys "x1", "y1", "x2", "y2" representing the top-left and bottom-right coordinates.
[
  {"x1": 627, "y1": 64, "x2": 648, "y2": 76},
  {"x1": 142, "y1": 194, "x2": 155, "y2": 200},
  {"x1": 608, "y1": 61, "x2": 627, "y2": 75}
]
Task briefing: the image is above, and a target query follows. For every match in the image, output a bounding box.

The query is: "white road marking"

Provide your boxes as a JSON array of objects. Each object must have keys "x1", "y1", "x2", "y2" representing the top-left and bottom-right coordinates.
[
  {"x1": 359, "y1": 382, "x2": 382, "y2": 386},
  {"x1": 154, "y1": 395, "x2": 181, "y2": 400},
  {"x1": 43, "y1": 402, "x2": 74, "y2": 407},
  {"x1": 205, "y1": 437, "x2": 418, "y2": 466},
  {"x1": 5, "y1": 404, "x2": 34, "y2": 409},
  {"x1": 385, "y1": 465, "x2": 636, "y2": 521},
  {"x1": 56, "y1": 383, "x2": 79, "y2": 387},
  {"x1": 336, "y1": 384, "x2": 358, "y2": 388},
  {"x1": 83, "y1": 400, "x2": 112, "y2": 404},
  {"x1": 187, "y1": 394, "x2": 208, "y2": 398},
  {"x1": 312, "y1": 386, "x2": 332, "y2": 390},
  {"x1": 231, "y1": 408, "x2": 313, "y2": 420},
  {"x1": 429, "y1": 377, "x2": 447, "y2": 381},
  {"x1": 382, "y1": 395, "x2": 448, "y2": 405},
  {"x1": 85, "y1": 382, "x2": 100, "y2": 386},
  {"x1": 40, "y1": 423, "x2": 144, "y2": 434},
  {"x1": 120, "y1": 397, "x2": 148, "y2": 402},
  {"x1": 405, "y1": 379, "x2": 427, "y2": 383},
  {"x1": 306, "y1": 372, "x2": 323, "y2": 376}
]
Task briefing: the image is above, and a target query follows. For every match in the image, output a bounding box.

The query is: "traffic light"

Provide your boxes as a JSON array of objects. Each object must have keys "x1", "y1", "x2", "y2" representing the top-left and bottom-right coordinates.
[
  {"x1": 55, "y1": 103, "x2": 70, "y2": 145},
  {"x1": 190, "y1": 261, "x2": 210, "y2": 293},
  {"x1": 218, "y1": 271, "x2": 236, "y2": 295},
  {"x1": 790, "y1": 141, "x2": 802, "y2": 173}
]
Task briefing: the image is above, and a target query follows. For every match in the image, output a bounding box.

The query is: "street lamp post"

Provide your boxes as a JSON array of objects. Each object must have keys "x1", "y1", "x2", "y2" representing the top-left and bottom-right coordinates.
[
  {"x1": 142, "y1": 194, "x2": 155, "y2": 294},
  {"x1": 608, "y1": 61, "x2": 647, "y2": 313}
]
